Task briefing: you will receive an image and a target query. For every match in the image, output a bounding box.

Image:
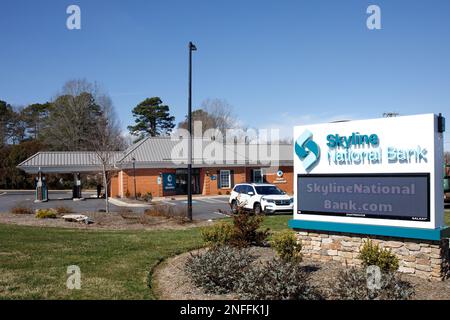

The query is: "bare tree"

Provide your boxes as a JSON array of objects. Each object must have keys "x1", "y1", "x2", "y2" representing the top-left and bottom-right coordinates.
[
  {"x1": 178, "y1": 98, "x2": 239, "y2": 135},
  {"x1": 202, "y1": 98, "x2": 239, "y2": 133},
  {"x1": 46, "y1": 79, "x2": 125, "y2": 213},
  {"x1": 86, "y1": 95, "x2": 125, "y2": 213},
  {"x1": 43, "y1": 79, "x2": 106, "y2": 151}
]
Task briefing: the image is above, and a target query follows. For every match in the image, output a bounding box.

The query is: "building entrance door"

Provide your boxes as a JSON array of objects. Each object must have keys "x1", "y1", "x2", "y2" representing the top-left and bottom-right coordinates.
[{"x1": 175, "y1": 169, "x2": 200, "y2": 195}]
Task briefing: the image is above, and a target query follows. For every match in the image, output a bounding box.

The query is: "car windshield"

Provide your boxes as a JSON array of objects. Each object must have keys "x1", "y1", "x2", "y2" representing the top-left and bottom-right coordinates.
[{"x1": 254, "y1": 186, "x2": 284, "y2": 195}]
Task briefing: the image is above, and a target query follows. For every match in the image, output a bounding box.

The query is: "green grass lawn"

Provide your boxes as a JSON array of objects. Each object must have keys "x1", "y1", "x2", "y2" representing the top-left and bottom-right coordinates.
[
  {"x1": 0, "y1": 215, "x2": 291, "y2": 300},
  {"x1": 1, "y1": 211, "x2": 448, "y2": 300}
]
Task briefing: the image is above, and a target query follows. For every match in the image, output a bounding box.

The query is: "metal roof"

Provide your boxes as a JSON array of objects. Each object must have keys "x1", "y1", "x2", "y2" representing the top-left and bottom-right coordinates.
[
  {"x1": 18, "y1": 137, "x2": 293, "y2": 173},
  {"x1": 17, "y1": 151, "x2": 123, "y2": 174},
  {"x1": 117, "y1": 136, "x2": 293, "y2": 169}
]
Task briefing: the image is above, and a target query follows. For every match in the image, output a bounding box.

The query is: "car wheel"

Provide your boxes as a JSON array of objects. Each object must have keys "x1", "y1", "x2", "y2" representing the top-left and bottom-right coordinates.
[
  {"x1": 231, "y1": 200, "x2": 238, "y2": 214},
  {"x1": 254, "y1": 203, "x2": 262, "y2": 215}
]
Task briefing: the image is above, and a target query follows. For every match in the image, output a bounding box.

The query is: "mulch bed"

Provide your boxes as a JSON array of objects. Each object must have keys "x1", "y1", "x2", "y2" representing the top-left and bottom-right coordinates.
[
  {"x1": 153, "y1": 246, "x2": 450, "y2": 300},
  {"x1": 0, "y1": 212, "x2": 212, "y2": 230}
]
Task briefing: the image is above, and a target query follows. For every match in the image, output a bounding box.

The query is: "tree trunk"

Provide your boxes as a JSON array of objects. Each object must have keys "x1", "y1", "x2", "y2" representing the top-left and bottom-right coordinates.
[{"x1": 102, "y1": 165, "x2": 109, "y2": 214}]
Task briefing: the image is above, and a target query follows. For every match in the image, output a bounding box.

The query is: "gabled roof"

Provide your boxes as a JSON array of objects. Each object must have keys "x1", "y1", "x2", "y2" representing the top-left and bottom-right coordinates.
[
  {"x1": 17, "y1": 151, "x2": 123, "y2": 174},
  {"x1": 116, "y1": 136, "x2": 293, "y2": 169},
  {"x1": 18, "y1": 137, "x2": 293, "y2": 173}
]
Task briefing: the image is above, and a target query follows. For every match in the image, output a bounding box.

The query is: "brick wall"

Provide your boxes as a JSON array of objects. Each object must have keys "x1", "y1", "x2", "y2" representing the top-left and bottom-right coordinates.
[{"x1": 262, "y1": 166, "x2": 293, "y2": 194}]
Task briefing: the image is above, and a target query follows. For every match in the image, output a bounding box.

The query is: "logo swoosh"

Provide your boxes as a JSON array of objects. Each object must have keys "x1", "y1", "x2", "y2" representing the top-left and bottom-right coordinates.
[{"x1": 295, "y1": 129, "x2": 320, "y2": 171}]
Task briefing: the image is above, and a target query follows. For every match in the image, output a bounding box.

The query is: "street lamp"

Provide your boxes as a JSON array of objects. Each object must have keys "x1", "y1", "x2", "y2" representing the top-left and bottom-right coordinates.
[
  {"x1": 187, "y1": 41, "x2": 197, "y2": 221},
  {"x1": 131, "y1": 157, "x2": 137, "y2": 200}
]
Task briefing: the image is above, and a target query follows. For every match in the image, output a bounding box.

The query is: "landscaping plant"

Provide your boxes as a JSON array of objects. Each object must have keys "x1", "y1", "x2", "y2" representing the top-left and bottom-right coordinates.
[
  {"x1": 185, "y1": 246, "x2": 256, "y2": 294},
  {"x1": 331, "y1": 266, "x2": 414, "y2": 300},
  {"x1": 358, "y1": 239, "x2": 399, "y2": 272},
  {"x1": 236, "y1": 258, "x2": 322, "y2": 300},
  {"x1": 201, "y1": 222, "x2": 234, "y2": 247},
  {"x1": 270, "y1": 230, "x2": 302, "y2": 262},
  {"x1": 35, "y1": 209, "x2": 57, "y2": 219},
  {"x1": 11, "y1": 206, "x2": 34, "y2": 215},
  {"x1": 229, "y1": 209, "x2": 270, "y2": 248}
]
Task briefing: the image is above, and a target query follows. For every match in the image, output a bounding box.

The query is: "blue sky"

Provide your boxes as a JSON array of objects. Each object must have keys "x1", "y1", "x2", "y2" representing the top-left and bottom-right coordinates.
[{"x1": 0, "y1": 0, "x2": 449, "y2": 149}]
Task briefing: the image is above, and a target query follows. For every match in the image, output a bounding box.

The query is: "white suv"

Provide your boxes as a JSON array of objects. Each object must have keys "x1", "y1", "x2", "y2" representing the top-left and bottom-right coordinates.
[{"x1": 229, "y1": 183, "x2": 294, "y2": 215}]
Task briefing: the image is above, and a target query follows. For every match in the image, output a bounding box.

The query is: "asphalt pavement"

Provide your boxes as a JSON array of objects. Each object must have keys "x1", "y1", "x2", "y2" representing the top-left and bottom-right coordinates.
[{"x1": 0, "y1": 190, "x2": 230, "y2": 220}]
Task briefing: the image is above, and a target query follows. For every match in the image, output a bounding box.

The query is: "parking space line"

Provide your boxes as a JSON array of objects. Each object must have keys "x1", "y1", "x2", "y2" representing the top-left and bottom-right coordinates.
[
  {"x1": 195, "y1": 198, "x2": 217, "y2": 204},
  {"x1": 199, "y1": 198, "x2": 228, "y2": 204},
  {"x1": 0, "y1": 192, "x2": 6, "y2": 196}
]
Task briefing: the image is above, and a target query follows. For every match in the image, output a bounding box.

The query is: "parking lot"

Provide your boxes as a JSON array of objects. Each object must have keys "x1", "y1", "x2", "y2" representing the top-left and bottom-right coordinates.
[{"x1": 0, "y1": 190, "x2": 230, "y2": 221}]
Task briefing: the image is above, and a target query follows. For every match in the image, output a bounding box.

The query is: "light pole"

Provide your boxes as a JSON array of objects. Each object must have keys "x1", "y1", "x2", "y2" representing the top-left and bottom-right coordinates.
[
  {"x1": 187, "y1": 41, "x2": 197, "y2": 221},
  {"x1": 132, "y1": 157, "x2": 137, "y2": 200}
]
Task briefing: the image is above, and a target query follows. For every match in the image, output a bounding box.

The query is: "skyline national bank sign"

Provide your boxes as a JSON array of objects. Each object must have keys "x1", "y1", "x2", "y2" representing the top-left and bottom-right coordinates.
[{"x1": 289, "y1": 113, "x2": 449, "y2": 241}]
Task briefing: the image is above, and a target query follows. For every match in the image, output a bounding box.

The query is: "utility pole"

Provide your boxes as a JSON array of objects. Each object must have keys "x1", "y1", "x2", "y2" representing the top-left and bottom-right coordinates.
[{"x1": 187, "y1": 41, "x2": 197, "y2": 221}]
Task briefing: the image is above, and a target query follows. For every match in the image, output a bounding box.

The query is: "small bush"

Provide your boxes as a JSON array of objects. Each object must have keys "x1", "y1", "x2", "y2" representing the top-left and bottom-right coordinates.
[
  {"x1": 229, "y1": 211, "x2": 270, "y2": 248},
  {"x1": 358, "y1": 239, "x2": 399, "y2": 272},
  {"x1": 185, "y1": 246, "x2": 256, "y2": 294},
  {"x1": 125, "y1": 189, "x2": 130, "y2": 198},
  {"x1": 270, "y1": 230, "x2": 302, "y2": 262},
  {"x1": 55, "y1": 206, "x2": 72, "y2": 214},
  {"x1": 35, "y1": 209, "x2": 57, "y2": 219},
  {"x1": 11, "y1": 206, "x2": 33, "y2": 215},
  {"x1": 144, "y1": 204, "x2": 190, "y2": 224},
  {"x1": 331, "y1": 266, "x2": 414, "y2": 300},
  {"x1": 201, "y1": 222, "x2": 234, "y2": 247},
  {"x1": 142, "y1": 192, "x2": 153, "y2": 202},
  {"x1": 236, "y1": 258, "x2": 322, "y2": 300},
  {"x1": 136, "y1": 192, "x2": 142, "y2": 198}
]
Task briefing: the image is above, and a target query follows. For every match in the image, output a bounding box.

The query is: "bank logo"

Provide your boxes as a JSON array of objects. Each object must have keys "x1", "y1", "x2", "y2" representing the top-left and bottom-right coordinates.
[{"x1": 295, "y1": 129, "x2": 320, "y2": 171}]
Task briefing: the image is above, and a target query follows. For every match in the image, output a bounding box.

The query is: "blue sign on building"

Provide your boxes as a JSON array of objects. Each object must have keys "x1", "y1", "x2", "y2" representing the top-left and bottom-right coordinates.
[{"x1": 163, "y1": 173, "x2": 176, "y2": 191}]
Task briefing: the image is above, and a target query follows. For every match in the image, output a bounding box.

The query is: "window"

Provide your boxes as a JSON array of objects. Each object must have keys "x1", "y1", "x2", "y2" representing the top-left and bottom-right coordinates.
[
  {"x1": 233, "y1": 185, "x2": 243, "y2": 193},
  {"x1": 253, "y1": 169, "x2": 263, "y2": 183},
  {"x1": 220, "y1": 170, "x2": 231, "y2": 189},
  {"x1": 255, "y1": 185, "x2": 284, "y2": 195},
  {"x1": 246, "y1": 185, "x2": 255, "y2": 194}
]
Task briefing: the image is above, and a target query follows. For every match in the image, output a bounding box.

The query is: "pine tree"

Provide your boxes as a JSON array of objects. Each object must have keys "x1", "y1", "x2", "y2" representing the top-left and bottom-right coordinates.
[{"x1": 127, "y1": 97, "x2": 175, "y2": 141}]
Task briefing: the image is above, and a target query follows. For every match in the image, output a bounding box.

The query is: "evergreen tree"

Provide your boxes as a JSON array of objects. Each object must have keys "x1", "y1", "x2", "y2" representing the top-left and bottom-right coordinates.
[{"x1": 128, "y1": 97, "x2": 175, "y2": 141}]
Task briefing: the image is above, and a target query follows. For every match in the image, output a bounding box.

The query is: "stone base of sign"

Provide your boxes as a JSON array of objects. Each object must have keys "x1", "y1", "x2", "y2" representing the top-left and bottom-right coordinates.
[{"x1": 295, "y1": 230, "x2": 450, "y2": 281}]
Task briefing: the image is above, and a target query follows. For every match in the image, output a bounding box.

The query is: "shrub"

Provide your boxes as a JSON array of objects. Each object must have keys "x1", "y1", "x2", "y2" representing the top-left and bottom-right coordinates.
[
  {"x1": 236, "y1": 258, "x2": 322, "y2": 300},
  {"x1": 55, "y1": 206, "x2": 72, "y2": 214},
  {"x1": 136, "y1": 192, "x2": 142, "y2": 198},
  {"x1": 11, "y1": 206, "x2": 33, "y2": 215},
  {"x1": 35, "y1": 209, "x2": 57, "y2": 219},
  {"x1": 229, "y1": 211, "x2": 270, "y2": 248},
  {"x1": 144, "y1": 204, "x2": 190, "y2": 224},
  {"x1": 142, "y1": 192, "x2": 153, "y2": 202},
  {"x1": 185, "y1": 246, "x2": 256, "y2": 294},
  {"x1": 201, "y1": 222, "x2": 234, "y2": 247},
  {"x1": 358, "y1": 239, "x2": 399, "y2": 272},
  {"x1": 331, "y1": 266, "x2": 414, "y2": 300},
  {"x1": 125, "y1": 189, "x2": 130, "y2": 198},
  {"x1": 270, "y1": 230, "x2": 302, "y2": 262}
]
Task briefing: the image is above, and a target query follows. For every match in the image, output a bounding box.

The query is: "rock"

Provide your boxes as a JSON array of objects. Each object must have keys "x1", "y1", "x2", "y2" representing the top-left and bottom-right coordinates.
[
  {"x1": 327, "y1": 250, "x2": 338, "y2": 256},
  {"x1": 398, "y1": 266, "x2": 415, "y2": 274},
  {"x1": 406, "y1": 243, "x2": 421, "y2": 251},
  {"x1": 384, "y1": 241, "x2": 404, "y2": 248}
]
